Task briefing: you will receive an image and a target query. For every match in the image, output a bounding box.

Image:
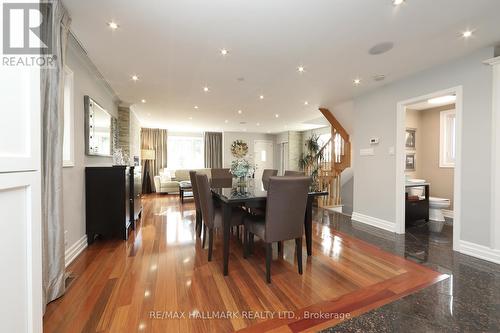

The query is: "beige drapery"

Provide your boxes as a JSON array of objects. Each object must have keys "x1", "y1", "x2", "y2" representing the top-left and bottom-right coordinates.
[
  {"x1": 204, "y1": 132, "x2": 223, "y2": 168},
  {"x1": 141, "y1": 128, "x2": 168, "y2": 191},
  {"x1": 40, "y1": 0, "x2": 71, "y2": 309}
]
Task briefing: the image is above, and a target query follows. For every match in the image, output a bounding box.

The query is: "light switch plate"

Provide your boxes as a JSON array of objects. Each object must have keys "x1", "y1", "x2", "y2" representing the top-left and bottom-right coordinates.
[{"x1": 360, "y1": 148, "x2": 375, "y2": 156}]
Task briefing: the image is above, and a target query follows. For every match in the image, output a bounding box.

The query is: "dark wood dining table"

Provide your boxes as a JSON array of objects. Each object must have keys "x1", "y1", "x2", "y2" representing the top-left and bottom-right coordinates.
[{"x1": 211, "y1": 179, "x2": 328, "y2": 276}]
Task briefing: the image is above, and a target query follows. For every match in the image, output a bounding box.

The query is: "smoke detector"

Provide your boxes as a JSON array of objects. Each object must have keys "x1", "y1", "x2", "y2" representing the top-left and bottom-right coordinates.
[{"x1": 369, "y1": 42, "x2": 394, "y2": 55}]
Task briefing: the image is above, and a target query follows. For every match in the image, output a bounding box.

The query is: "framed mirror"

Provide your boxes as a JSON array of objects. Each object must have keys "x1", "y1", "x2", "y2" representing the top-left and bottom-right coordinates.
[{"x1": 84, "y1": 95, "x2": 113, "y2": 156}]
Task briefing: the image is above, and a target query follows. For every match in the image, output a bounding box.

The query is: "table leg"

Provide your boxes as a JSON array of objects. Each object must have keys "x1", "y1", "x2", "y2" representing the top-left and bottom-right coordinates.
[
  {"x1": 304, "y1": 197, "x2": 313, "y2": 256},
  {"x1": 222, "y1": 203, "x2": 232, "y2": 275},
  {"x1": 179, "y1": 188, "x2": 183, "y2": 203}
]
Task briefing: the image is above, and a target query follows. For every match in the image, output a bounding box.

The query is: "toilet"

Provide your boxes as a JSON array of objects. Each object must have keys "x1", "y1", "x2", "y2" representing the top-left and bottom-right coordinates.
[{"x1": 428, "y1": 197, "x2": 451, "y2": 232}]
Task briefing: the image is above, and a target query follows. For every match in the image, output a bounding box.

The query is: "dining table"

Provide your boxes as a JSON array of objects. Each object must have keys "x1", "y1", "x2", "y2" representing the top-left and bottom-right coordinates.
[{"x1": 211, "y1": 178, "x2": 328, "y2": 276}]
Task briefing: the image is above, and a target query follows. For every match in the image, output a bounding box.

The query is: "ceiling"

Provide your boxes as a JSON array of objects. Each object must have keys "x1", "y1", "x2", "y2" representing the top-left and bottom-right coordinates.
[{"x1": 63, "y1": 0, "x2": 500, "y2": 133}]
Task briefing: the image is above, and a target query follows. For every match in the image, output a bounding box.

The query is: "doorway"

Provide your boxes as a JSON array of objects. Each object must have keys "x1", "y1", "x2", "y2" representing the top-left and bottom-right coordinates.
[
  {"x1": 396, "y1": 86, "x2": 462, "y2": 252},
  {"x1": 254, "y1": 140, "x2": 274, "y2": 190}
]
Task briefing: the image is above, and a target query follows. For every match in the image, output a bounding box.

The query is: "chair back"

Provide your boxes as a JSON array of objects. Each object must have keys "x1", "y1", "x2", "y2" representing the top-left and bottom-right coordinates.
[
  {"x1": 284, "y1": 170, "x2": 305, "y2": 177},
  {"x1": 265, "y1": 176, "x2": 311, "y2": 242},
  {"x1": 211, "y1": 168, "x2": 232, "y2": 187},
  {"x1": 189, "y1": 171, "x2": 201, "y2": 211},
  {"x1": 262, "y1": 169, "x2": 278, "y2": 191},
  {"x1": 195, "y1": 174, "x2": 215, "y2": 228}
]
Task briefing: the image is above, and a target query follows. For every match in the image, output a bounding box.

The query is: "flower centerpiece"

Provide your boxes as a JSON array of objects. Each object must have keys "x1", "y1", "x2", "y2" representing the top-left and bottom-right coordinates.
[{"x1": 230, "y1": 158, "x2": 254, "y2": 190}]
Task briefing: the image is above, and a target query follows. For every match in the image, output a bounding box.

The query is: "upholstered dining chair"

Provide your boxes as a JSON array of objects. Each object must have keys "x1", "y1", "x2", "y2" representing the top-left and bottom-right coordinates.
[
  {"x1": 262, "y1": 169, "x2": 278, "y2": 191},
  {"x1": 189, "y1": 171, "x2": 203, "y2": 239},
  {"x1": 284, "y1": 170, "x2": 305, "y2": 177},
  {"x1": 244, "y1": 176, "x2": 311, "y2": 283},
  {"x1": 195, "y1": 174, "x2": 245, "y2": 261},
  {"x1": 210, "y1": 168, "x2": 233, "y2": 188}
]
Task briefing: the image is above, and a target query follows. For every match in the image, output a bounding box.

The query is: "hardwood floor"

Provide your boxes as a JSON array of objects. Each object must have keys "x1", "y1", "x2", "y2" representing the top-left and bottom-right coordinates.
[{"x1": 44, "y1": 194, "x2": 446, "y2": 333}]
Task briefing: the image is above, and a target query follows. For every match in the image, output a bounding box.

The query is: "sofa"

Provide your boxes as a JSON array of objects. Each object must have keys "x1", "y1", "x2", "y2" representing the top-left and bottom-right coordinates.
[{"x1": 154, "y1": 168, "x2": 212, "y2": 193}]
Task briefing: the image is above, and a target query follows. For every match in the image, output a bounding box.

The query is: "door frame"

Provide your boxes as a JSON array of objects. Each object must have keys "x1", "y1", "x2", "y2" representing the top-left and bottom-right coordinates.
[{"x1": 395, "y1": 86, "x2": 463, "y2": 252}]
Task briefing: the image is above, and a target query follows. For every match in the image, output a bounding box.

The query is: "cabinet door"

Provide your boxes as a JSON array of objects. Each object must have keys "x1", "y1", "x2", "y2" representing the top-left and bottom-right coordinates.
[
  {"x1": 0, "y1": 172, "x2": 42, "y2": 333},
  {"x1": 0, "y1": 65, "x2": 40, "y2": 172}
]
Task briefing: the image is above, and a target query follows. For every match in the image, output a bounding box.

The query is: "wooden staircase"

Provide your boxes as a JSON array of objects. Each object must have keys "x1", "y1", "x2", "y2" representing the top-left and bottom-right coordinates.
[{"x1": 313, "y1": 108, "x2": 351, "y2": 208}]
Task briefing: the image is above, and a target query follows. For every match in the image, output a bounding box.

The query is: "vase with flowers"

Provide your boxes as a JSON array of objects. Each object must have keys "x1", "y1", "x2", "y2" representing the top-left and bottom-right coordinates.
[{"x1": 230, "y1": 158, "x2": 254, "y2": 192}]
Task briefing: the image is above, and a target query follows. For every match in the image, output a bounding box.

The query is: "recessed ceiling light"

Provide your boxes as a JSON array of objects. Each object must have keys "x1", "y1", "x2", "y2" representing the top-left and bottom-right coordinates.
[
  {"x1": 131, "y1": 75, "x2": 139, "y2": 81},
  {"x1": 243, "y1": 128, "x2": 247, "y2": 132},
  {"x1": 203, "y1": 86, "x2": 209, "y2": 92},
  {"x1": 188, "y1": 116, "x2": 193, "y2": 120},
  {"x1": 220, "y1": 48, "x2": 229, "y2": 56},
  {"x1": 108, "y1": 21, "x2": 119, "y2": 30},
  {"x1": 147, "y1": 113, "x2": 151, "y2": 116},
  {"x1": 353, "y1": 78, "x2": 361, "y2": 86},
  {"x1": 224, "y1": 120, "x2": 229, "y2": 123},
  {"x1": 237, "y1": 109, "x2": 243, "y2": 114},
  {"x1": 297, "y1": 66, "x2": 305, "y2": 73},
  {"x1": 284, "y1": 125, "x2": 288, "y2": 128},
  {"x1": 428, "y1": 95, "x2": 456, "y2": 104},
  {"x1": 304, "y1": 101, "x2": 309, "y2": 106},
  {"x1": 462, "y1": 30, "x2": 473, "y2": 38},
  {"x1": 141, "y1": 99, "x2": 146, "y2": 103},
  {"x1": 194, "y1": 105, "x2": 199, "y2": 109},
  {"x1": 275, "y1": 114, "x2": 279, "y2": 118},
  {"x1": 256, "y1": 122, "x2": 260, "y2": 126},
  {"x1": 259, "y1": 95, "x2": 264, "y2": 100},
  {"x1": 393, "y1": 0, "x2": 404, "y2": 6}
]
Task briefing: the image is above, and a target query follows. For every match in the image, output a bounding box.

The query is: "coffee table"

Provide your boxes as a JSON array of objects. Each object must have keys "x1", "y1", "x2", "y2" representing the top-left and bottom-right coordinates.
[{"x1": 179, "y1": 181, "x2": 193, "y2": 203}]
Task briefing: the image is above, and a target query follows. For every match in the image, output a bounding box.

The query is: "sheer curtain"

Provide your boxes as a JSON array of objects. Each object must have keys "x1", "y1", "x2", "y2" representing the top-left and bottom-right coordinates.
[
  {"x1": 141, "y1": 128, "x2": 168, "y2": 192},
  {"x1": 204, "y1": 132, "x2": 223, "y2": 168},
  {"x1": 40, "y1": 0, "x2": 71, "y2": 308}
]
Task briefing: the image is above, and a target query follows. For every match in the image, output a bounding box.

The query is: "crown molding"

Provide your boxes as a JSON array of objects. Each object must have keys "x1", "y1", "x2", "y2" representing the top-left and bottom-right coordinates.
[{"x1": 67, "y1": 30, "x2": 121, "y2": 104}]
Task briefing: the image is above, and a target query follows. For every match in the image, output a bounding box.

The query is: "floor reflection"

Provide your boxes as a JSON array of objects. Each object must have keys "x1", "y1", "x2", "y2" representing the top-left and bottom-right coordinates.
[{"x1": 318, "y1": 210, "x2": 500, "y2": 332}]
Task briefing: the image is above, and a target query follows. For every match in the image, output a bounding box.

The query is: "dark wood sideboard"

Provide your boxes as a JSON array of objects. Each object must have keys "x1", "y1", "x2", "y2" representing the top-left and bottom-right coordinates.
[{"x1": 85, "y1": 166, "x2": 142, "y2": 244}]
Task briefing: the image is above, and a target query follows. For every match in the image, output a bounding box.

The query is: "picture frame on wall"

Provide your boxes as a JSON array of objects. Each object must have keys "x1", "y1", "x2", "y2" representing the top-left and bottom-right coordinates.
[
  {"x1": 406, "y1": 153, "x2": 416, "y2": 171},
  {"x1": 405, "y1": 128, "x2": 416, "y2": 149}
]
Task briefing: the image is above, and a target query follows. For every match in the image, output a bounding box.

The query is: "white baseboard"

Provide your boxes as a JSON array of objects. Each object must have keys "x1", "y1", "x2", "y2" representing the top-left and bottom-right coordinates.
[
  {"x1": 442, "y1": 209, "x2": 454, "y2": 219},
  {"x1": 65, "y1": 235, "x2": 88, "y2": 268},
  {"x1": 351, "y1": 212, "x2": 396, "y2": 233},
  {"x1": 458, "y1": 240, "x2": 500, "y2": 265}
]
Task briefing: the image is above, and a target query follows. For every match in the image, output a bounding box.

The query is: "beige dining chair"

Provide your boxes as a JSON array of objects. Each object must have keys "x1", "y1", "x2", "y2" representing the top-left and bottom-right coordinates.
[
  {"x1": 195, "y1": 174, "x2": 245, "y2": 261},
  {"x1": 244, "y1": 176, "x2": 311, "y2": 283},
  {"x1": 284, "y1": 170, "x2": 305, "y2": 176},
  {"x1": 189, "y1": 171, "x2": 203, "y2": 239},
  {"x1": 262, "y1": 169, "x2": 278, "y2": 191},
  {"x1": 210, "y1": 168, "x2": 233, "y2": 188}
]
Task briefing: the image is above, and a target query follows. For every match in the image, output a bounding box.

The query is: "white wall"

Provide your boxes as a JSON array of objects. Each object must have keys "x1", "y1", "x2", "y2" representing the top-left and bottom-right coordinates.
[
  {"x1": 353, "y1": 47, "x2": 494, "y2": 247},
  {"x1": 63, "y1": 35, "x2": 119, "y2": 253},
  {"x1": 223, "y1": 132, "x2": 276, "y2": 168}
]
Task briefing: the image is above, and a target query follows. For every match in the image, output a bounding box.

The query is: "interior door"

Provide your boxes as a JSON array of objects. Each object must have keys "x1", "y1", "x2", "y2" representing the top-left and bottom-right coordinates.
[
  {"x1": 0, "y1": 14, "x2": 43, "y2": 331},
  {"x1": 254, "y1": 140, "x2": 274, "y2": 190}
]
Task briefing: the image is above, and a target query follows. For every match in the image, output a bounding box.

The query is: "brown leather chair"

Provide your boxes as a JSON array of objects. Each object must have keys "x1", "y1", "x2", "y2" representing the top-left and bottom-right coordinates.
[
  {"x1": 262, "y1": 169, "x2": 278, "y2": 191},
  {"x1": 244, "y1": 176, "x2": 311, "y2": 283},
  {"x1": 195, "y1": 174, "x2": 245, "y2": 261},
  {"x1": 210, "y1": 168, "x2": 233, "y2": 188},
  {"x1": 189, "y1": 171, "x2": 203, "y2": 239},
  {"x1": 284, "y1": 170, "x2": 305, "y2": 176}
]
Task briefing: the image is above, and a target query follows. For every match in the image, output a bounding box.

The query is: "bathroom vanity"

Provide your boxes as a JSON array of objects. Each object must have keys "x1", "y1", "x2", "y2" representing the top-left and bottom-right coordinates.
[{"x1": 405, "y1": 182, "x2": 430, "y2": 224}]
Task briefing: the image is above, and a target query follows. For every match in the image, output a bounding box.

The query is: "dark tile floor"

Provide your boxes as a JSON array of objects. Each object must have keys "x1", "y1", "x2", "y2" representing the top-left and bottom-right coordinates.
[{"x1": 315, "y1": 210, "x2": 500, "y2": 332}]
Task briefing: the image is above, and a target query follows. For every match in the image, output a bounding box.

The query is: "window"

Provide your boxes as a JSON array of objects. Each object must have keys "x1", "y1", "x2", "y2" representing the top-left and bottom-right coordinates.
[
  {"x1": 63, "y1": 66, "x2": 74, "y2": 167},
  {"x1": 167, "y1": 133, "x2": 204, "y2": 170},
  {"x1": 440, "y1": 109, "x2": 456, "y2": 168}
]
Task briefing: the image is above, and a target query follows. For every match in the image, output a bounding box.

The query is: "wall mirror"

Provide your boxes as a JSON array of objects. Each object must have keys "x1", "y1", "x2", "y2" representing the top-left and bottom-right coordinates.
[{"x1": 85, "y1": 95, "x2": 113, "y2": 156}]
